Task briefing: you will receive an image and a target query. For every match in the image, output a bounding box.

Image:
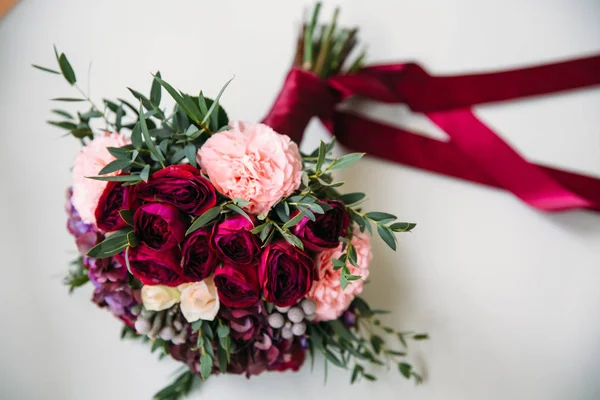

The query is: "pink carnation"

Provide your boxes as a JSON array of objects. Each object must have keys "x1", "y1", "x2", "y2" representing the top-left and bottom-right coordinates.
[
  {"x1": 71, "y1": 132, "x2": 130, "y2": 226},
  {"x1": 197, "y1": 121, "x2": 302, "y2": 215},
  {"x1": 308, "y1": 230, "x2": 373, "y2": 322}
]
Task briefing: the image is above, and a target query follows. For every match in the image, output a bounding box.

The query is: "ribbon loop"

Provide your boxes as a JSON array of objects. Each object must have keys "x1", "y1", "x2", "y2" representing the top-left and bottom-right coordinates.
[{"x1": 263, "y1": 55, "x2": 600, "y2": 213}]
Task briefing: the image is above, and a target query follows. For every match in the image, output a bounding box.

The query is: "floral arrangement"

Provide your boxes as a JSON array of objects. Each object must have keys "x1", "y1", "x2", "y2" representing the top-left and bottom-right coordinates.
[{"x1": 35, "y1": 5, "x2": 427, "y2": 399}]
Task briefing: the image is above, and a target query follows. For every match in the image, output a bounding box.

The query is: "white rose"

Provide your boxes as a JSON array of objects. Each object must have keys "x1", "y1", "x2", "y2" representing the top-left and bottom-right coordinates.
[
  {"x1": 178, "y1": 276, "x2": 220, "y2": 323},
  {"x1": 141, "y1": 285, "x2": 181, "y2": 311}
]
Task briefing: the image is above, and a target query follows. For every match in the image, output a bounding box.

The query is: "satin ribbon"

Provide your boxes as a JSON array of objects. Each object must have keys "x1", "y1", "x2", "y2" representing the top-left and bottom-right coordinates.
[{"x1": 262, "y1": 55, "x2": 600, "y2": 212}]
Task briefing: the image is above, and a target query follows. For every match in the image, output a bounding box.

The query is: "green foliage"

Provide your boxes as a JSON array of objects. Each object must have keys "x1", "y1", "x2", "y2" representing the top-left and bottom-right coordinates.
[
  {"x1": 153, "y1": 370, "x2": 199, "y2": 400},
  {"x1": 64, "y1": 257, "x2": 90, "y2": 293}
]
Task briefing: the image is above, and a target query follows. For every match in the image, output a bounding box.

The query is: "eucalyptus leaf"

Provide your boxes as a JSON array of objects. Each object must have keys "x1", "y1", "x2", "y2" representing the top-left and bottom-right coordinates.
[
  {"x1": 98, "y1": 158, "x2": 131, "y2": 175},
  {"x1": 186, "y1": 206, "x2": 222, "y2": 235},
  {"x1": 225, "y1": 204, "x2": 252, "y2": 223},
  {"x1": 328, "y1": 152, "x2": 364, "y2": 171},
  {"x1": 32, "y1": 64, "x2": 60, "y2": 74},
  {"x1": 87, "y1": 231, "x2": 130, "y2": 258},
  {"x1": 377, "y1": 225, "x2": 397, "y2": 251},
  {"x1": 58, "y1": 53, "x2": 76, "y2": 85},
  {"x1": 150, "y1": 71, "x2": 162, "y2": 106}
]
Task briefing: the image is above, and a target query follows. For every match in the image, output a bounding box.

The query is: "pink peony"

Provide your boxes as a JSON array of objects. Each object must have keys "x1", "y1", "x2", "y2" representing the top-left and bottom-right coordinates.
[
  {"x1": 72, "y1": 132, "x2": 130, "y2": 226},
  {"x1": 197, "y1": 121, "x2": 302, "y2": 215},
  {"x1": 307, "y1": 230, "x2": 373, "y2": 322}
]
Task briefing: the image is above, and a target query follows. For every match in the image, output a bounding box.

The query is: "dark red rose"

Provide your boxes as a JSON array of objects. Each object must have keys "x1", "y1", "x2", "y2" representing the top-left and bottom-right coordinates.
[
  {"x1": 213, "y1": 215, "x2": 260, "y2": 266},
  {"x1": 293, "y1": 200, "x2": 349, "y2": 251},
  {"x1": 214, "y1": 262, "x2": 261, "y2": 308},
  {"x1": 127, "y1": 244, "x2": 184, "y2": 286},
  {"x1": 135, "y1": 164, "x2": 217, "y2": 216},
  {"x1": 95, "y1": 181, "x2": 130, "y2": 232},
  {"x1": 133, "y1": 203, "x2": 187, "y2": 251},
  {"x1": 258, "y1": 241, "x2": 316, "y2": 307},
  {"x1": 180, "y1": 227, "x2": 220, "y2": 282}
]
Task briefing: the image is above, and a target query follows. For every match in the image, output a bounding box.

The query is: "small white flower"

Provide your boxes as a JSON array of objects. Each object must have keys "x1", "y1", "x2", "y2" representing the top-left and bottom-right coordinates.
[
  {"x1": 141, "y1": 285, "x2": 181, "y2": 311},
  {"x1": 178, "y1": 276, "x2": 220, "y2": 323}
]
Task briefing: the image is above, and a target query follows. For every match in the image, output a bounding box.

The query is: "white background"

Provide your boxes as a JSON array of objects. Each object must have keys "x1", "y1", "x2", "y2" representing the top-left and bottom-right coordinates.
[{"x1": 1, "y1": 0, "x2": 599, "y2": 399}]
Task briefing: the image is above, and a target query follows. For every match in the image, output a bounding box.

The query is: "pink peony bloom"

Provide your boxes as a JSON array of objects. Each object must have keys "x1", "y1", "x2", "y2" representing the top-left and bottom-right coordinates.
[
  {"x1": 308, "y1": 230, "x2": 373, "y2": 322},
  {"x1": 197, "y1": 121, "x2": 302, "y2": 215},
  {"x1": 72, "y1": 132, "x2": 130, "y2": 226}
]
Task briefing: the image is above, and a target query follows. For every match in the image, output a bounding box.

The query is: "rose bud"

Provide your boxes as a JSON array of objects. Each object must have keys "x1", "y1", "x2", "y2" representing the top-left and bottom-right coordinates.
[
  {"x1": 213, "y1": 215, "x2": 261, "y2": 266},
  {"x1": 180, "y1": 227, "x2": 220, "y2": 282},
  {"x1": 293, "y1": 200, "x2": 350, "y2": 251},
  {"x1": 133, "y1": 203, "x2": 187, "y2": 251},
  {"x1": 259, "y1": 241, "x2": 316, "y2": 307},
  {"x1": 95, "y1": 181, "x2": 130, "y2": 232},
  {"x1": 213, "y1": 262, "x2": 261, "y2": 308},
  {"x1": 127, "y1": 244, "x2": 184, "y2": 286},
  {"x1": 135, "y1": 164, "x2": 217, "y2": 216}
]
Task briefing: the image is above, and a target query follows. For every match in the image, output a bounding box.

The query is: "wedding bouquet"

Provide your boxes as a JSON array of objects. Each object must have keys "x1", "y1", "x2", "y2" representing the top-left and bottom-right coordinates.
[{"x1": 35, "y1": 5, "x2": 426, "y2": 399}]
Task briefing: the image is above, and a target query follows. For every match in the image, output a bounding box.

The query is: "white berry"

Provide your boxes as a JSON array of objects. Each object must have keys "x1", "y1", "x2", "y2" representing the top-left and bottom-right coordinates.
[
  {"x1": 275, "y1": 305, "x2": 291, "y2": 313},
  {"x1": 159, "y1": 327, "x2": 175, "y2": 341},
  {"x1": 134, "y1": 318, "x2": 151, "y2": 334},
  {"x1": 287, "y1": 306, "x2": 305, "y2": 323},
  {"x1": 301, "y1": 299, "x2": 316, "y2": 315},
  {"x1": 268, "y1": 313, "x2": 285, "y2": 329},
  {"x1": 281, "y1": 328, "x2": 294, "y2": 340},
  {"x1": 284, "y1": 321, "x2": 292, "y2": 330},
  {"x1": 291, "y1": 322, "x2": 307, "y2": 336}
]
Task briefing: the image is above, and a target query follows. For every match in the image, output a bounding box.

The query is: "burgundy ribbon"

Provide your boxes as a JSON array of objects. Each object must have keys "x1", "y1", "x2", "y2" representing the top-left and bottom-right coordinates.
[{"x1": 262, "y1": 55, "x2": 600, "y2": 212}]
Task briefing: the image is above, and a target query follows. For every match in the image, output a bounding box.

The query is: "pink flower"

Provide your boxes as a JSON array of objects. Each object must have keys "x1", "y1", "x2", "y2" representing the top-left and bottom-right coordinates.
[
  {"x1": 307, "y1": 230, "x2": 373, "y2": 322},
  {"x1": 197, "y1": 121, "x2": 302, "y2": 215},
  {"x1": 71, "y1": 132, "x2": 130, "y2": 226}
]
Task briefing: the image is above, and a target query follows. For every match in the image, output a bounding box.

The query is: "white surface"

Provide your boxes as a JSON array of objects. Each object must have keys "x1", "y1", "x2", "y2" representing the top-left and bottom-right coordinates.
[{"x1": 1, "y1": 1, "x2": 599, "y2": 399}]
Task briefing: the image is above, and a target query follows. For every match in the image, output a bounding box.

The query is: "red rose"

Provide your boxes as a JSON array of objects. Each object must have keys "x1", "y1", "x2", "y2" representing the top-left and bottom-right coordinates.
[
  {"x1": 180, "y1": 227, "x2": 220, "y2": 282},
  {"x1": 127, "y1": 244, "x2": 184, "y2": 286},
  {"x1": 214, "y1": 262, "x2": 260, "y2": 308},
  {"x1": 95, "y1": 181, "x2": 130, "y2": 232},
  {"x1": 293, "y1": 200, "x2": 349, "y2": 251},
  {"x1": 135, "y1": 164, "x2": 217, "y2": 216},
  {"x1": 259, "y1": 241, "x2": 316, "y2": 307},
  {"x1": 133, "y1": 203, "x2": 187, "y2": 251},
  {"x1": 213, "y1": 215, "x2": 261, "y2": 266}
]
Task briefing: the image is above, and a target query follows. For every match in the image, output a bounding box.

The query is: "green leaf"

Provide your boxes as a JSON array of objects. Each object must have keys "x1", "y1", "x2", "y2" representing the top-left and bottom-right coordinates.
[
  {"x1": 51, "y1": 109, "x2": 74, "y2": 119},
  {"x1": 413, "y1": 333, "x2": 429, "y2": 340},
  {"x1": 217, "y1": 344, "x2": 228, "y2": 373},
  {"x1": 324, "y1": 350, "x2": 346, "y2": 368},
  {"x1": 58, "y1": 53, "x2": 76, "y2": 85},
  {"x1": 150, "y1": 71, "x2": 162, "y2": 106},
  {"x1": 370, "y1": 335, "x2": 384, "y2": 355},
  {"x1": 119, "y1": 210, "x2": 134, "y2": 226},
  {"x1": 153, "y1": 75, "x2": 200, "y2": 124},
  {"x1": 131, "y1": 123, "x2": 142, "y2": 149},
  {"x1": 152, "y1": 370, "x2": 197, "y2": 400},
  {"x1": 98, "y1": 159, "x2": 131, "y2": 175},
  {"x1": 365, "y1": 212, "x2": 396, "y2": 222},
  {"x1": 201, "y1": 77, "x2": 234, "y2": 126},
  {"x1": 128, "y1": 88, "x2": 153, "y2": 111},
  {"x1": 115, "y1": 103, "x2": 124, "y2": 131},
  {"x1": 197, "y1": 91, "x2": 208, "y2": 115},
  {"x1": 52, "y1": 97, "x2": 85, "y2": 102},
  {"x1": 398, "y1": 362, "x2": 412, "y2": 379},
  {"x1": 187, "y1": 206, "x2": 222, "y2": 235},
  {"x1": 200, "y1": 353, "x2": 212, "y2": 380},
  {"x1": 32, "y1": 64, "x2": 60, "y2": 74},
  {"x1": 226, "y1": 204, "x2": 252, "y2": 223},
  {"x1": 282, "y1": 210, "x2": 306, "y2": 229},
  {"x1": 331, "y1": 258, "x2": 346, "y2": 269},
  {"x1": 338, "y1": 192, "x2": 366, "y2": 205},
  {"x1": 140, "y1": 164, "x2": 151, "y2": 182},
  {"x1": 47, "y1": 121, "x2": 77, "y2": 130},
  {"x1": 127, "y1": 230, "x2": 139, "y2": 247},
  {"x1": 340, "y1": 273, "x2": 349, "y2": 290},
  {"x1": 139, "y1": 102, "x2": 166, "y2": 165},
  {"x1": 217, "y1": 325, "x2": 230, "y2": 338},
  {"x1": 351, "y1": 364, "x2": 363, "y2": 384},
  {"x1": 328, "y1": 153, "x2": 365, "y2": 171},
  {"x1": 352, "y1": 297, "x2": 373, "y2": 318},
  {"x1": 316, "y1": 140, "x2": 327, "y2": 172},
  {"x1": 377, "y1": 225, "x2": 397, "y2": 251},
  {"x1": 87, "y1": 174, "x2": 141, "y2": 182},
  {"x1": 87, "y1": 231, "x2": 130, "y2": 258},
  {"x1": 228, "y1": 198, "x2": 249, "y2": 208},
  {"x1": 390, "y1": 222, "x2": 417, "y2": 232},
  {"x1": 70, "y1": 128, "x2": 93, "y2": 139},
  {"x1": 184, "y1": 144, "x2": 197, "y2": 168}
]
